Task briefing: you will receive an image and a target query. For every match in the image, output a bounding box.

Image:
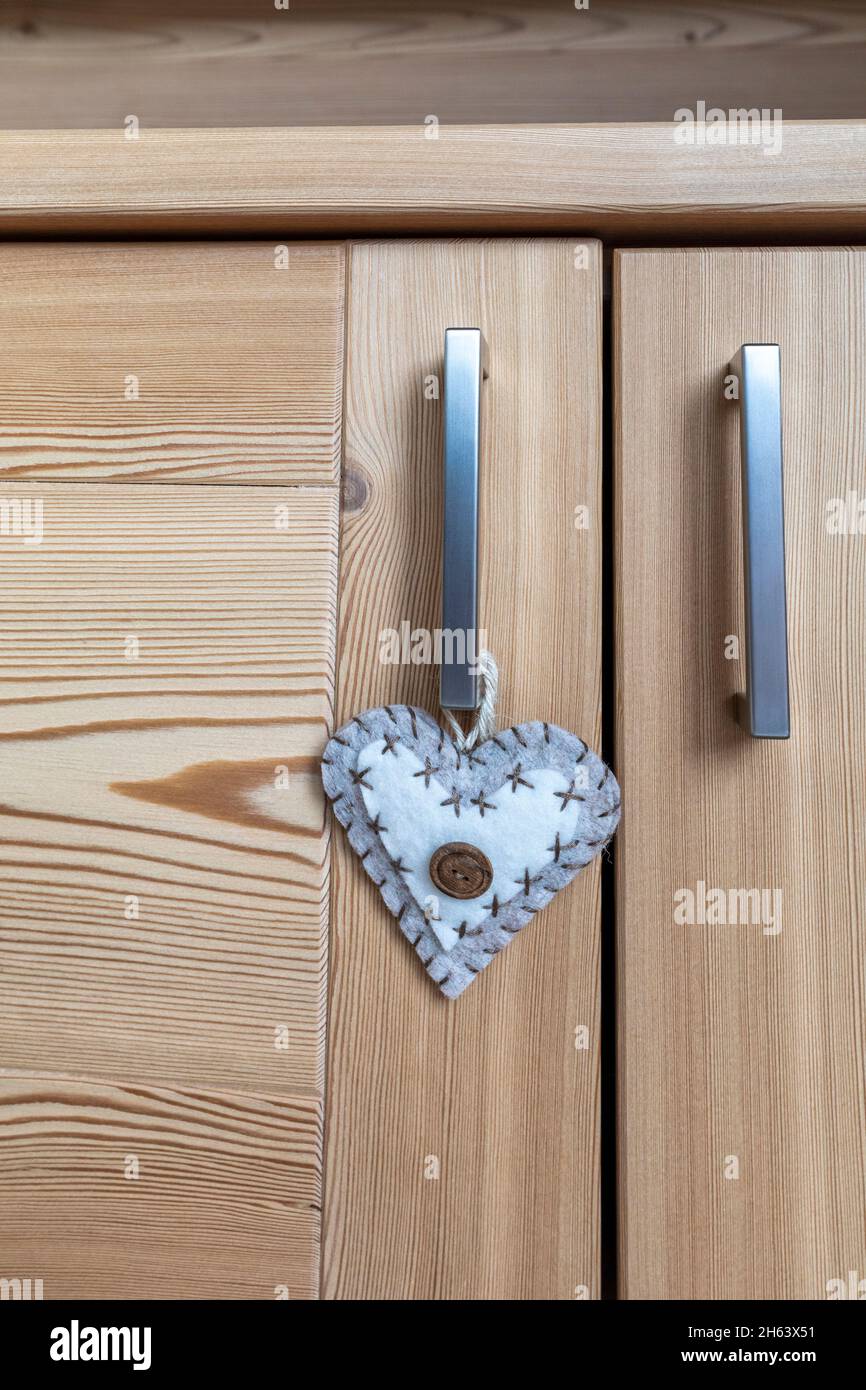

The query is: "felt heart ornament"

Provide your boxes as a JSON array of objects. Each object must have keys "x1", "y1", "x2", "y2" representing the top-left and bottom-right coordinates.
[{"x1": 321, "y1": 705, "x2": 621, "y2": 999}]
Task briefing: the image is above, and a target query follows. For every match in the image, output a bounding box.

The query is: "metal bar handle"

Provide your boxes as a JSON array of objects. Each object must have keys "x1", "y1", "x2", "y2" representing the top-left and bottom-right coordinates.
[
  {"x1": 729, "y1": 344, "x2": 791, "y2": 738},
  {"x1": 440, "y1": 328, "x2": 487, "y2": 711}
]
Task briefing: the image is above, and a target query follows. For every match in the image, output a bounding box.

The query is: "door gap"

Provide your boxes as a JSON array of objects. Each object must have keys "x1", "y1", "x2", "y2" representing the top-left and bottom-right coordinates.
[{"x1": 600, "y1": 256, "x2": 618, "y2": 1301}]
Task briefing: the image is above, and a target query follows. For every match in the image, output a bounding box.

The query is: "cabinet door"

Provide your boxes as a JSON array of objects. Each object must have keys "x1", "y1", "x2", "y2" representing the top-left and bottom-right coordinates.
[
  {"x1": 0, "y1": 242, "x2": 344, "y2": 1299},
  {"x1": 615, "y1": 248, "x2": 866, "y2": 1299},
  {"x1": 325, "y1": 239, "x2": 604, "y2": 1299}
]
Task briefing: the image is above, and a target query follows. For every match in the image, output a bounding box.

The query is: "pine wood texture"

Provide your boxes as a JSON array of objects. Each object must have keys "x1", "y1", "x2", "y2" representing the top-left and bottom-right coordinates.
[
  {"x1": 323, "y1": 239, "x2": 603, "y2": 1300},
  {"x1": 1, "y1": 123, "x2": 864, "y2": 239},
  {"x1": 614, "y1": 248, "x2": 866, "y2": 1299},
  {"x1": 1, "y1": 2, "x2": 864, "y2": 127},
  {"x1": 0, "y1": 480, "x2": 338, "y2": 1298},
  {"x1": 0, "y1": 1072, "x2": 321, "y2": 1299},
  {"x1": 0, "y1": 242, "x2": 344, "y2": 483},
  {"x1": 0, "y1": 482, "x2": 336, "y2": 1095}
]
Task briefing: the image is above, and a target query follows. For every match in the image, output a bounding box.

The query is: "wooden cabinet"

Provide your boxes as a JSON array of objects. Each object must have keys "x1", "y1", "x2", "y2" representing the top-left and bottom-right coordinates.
[
  {"x1": 0, "y1": 237, "x2": 604, "y2": 1299},
  {"x1": 2, "y1": 226, "x2": 864, "y2": 1302},
  {"x1": 614, "y1": 248, "x2": 866, "y2": 1300}
]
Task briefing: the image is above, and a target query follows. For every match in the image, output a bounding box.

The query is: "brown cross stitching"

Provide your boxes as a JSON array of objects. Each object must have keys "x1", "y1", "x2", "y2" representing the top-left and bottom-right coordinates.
[
  {"x1": 413, "y1": 756, "x2": 439, "y2": 788},
  {"x1": 516, "y1": 867, "x2": 538, "y2": 894},
  {"x1": 506, "y1": 762, "x2": 534, "y2": 792},
  {"x1": 440, "y1": 787, "x2": 462, "y2": 816},
  {"x1": 554, "y1": 779, "x2": 584, "y2": 810},
  {"x1": 469, "y1": 792, "x2": 496, "y2": 817}
]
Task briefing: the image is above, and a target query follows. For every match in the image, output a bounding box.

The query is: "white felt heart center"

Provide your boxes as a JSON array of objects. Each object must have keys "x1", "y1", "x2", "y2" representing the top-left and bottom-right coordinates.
[{"x1": 355, "y1": 738, "x2": 582, "y2": 951}]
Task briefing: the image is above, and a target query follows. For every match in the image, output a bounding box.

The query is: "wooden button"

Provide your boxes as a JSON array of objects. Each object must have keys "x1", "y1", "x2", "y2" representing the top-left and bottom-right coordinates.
[{"x1": 429, "y1": 842, "x2": 493, "y2": 900}]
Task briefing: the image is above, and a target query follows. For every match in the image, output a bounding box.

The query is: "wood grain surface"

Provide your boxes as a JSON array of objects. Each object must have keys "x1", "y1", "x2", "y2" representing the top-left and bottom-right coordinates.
[
  {"x1": 0, "y1": 1072, "x2": 321, "y2": 1299},
  {"x1": 0, "y1": 482, "x2": 336, "y2": 1099},
  {"x1": 2, "y1": 123, "x2": 865, "y2": 240},
  {"x1": 0, "y1": 1, "x2": 864, "y2": 127},
  {"x1": 614, "y1": 248, "x2": 866, "y2": 1299},
  {"x1": 0, "y1": 242, "x2": 344, "y2": 483},
  {"x1": 323, "y1": 239, "x2": 603, "y2": 1300}
]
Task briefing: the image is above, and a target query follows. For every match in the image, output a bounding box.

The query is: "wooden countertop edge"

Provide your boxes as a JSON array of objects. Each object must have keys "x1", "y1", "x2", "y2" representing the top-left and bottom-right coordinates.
[{"x1": 1, "y1": 123, "x2": 864, "y2": 238}]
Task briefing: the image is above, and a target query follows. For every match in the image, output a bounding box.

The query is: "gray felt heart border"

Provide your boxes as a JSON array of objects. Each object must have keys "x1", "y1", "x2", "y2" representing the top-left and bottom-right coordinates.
[{"x1": 321, "y1": 705, "x2": 621, "y2": 999}]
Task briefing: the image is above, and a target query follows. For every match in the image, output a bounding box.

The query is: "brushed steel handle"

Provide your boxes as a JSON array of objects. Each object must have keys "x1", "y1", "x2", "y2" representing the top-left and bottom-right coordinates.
[
  {"x1": 729, "y1": 344, "x2": 791, "y2": 739},
  {"x1": 440, "y1": 328, "x2": 487, "y2": 711}
]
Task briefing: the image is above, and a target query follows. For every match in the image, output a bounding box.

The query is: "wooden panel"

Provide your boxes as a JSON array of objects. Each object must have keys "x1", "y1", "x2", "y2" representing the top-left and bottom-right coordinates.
[
  {"x1": 324, "y1": 239, "x2": 602, "y2": 1300},
  {"x1": 2, "y1": 124, "x2": 864, "y2": 241},
  {"x1": 615, "y1": 248, "x2": 866, "y2": 1299},
  {"x1": 0, "y1": 482, "x2": 336, "y2": 1098},
  {"x1": 0, "y1": 2, "x2": 864, "y2": 127},
  {"x1": 0, "y1": 1072, "x2": 320, "y2": 1299},
  {"x1": 0, "y1": 243, "x2": 344, "y2": 483}
]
